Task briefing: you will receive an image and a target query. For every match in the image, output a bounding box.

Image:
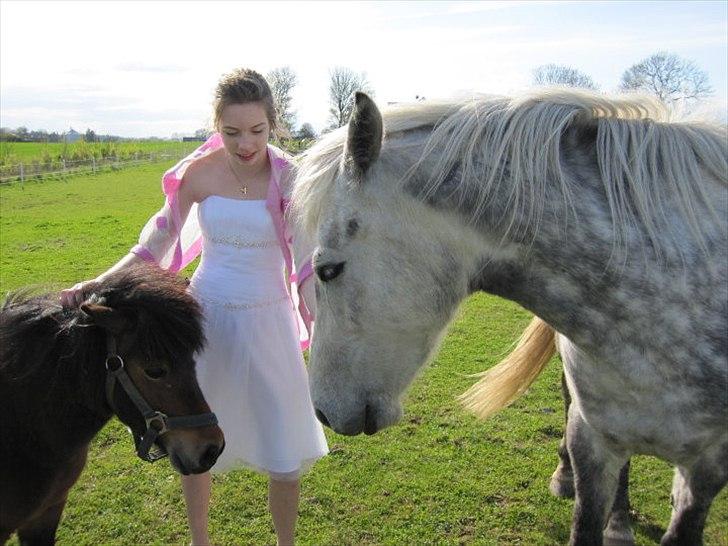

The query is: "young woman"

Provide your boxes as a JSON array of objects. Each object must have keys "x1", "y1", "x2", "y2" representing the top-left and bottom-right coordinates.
[{"x1": 61, "y1": 68, "x2": 328, "y2": 546}]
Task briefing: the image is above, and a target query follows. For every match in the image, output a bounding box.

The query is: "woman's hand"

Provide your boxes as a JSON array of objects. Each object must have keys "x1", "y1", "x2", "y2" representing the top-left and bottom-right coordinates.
[
  {"x1": 59, "y1": 253, "x2": 144, "y2": 308},
  {"x1": 60, "y1": 279, "x2": 101, "y2": 308}
]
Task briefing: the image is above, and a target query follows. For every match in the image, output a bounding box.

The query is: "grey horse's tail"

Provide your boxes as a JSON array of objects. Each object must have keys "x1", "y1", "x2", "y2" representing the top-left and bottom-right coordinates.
[{"x1": 459, "y1": 317, "x2": 556, "y2": 419}]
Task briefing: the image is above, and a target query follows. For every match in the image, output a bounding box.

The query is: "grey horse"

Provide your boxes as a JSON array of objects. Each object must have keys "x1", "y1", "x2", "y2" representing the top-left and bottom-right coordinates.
[{"x1": 290, "y1": 89, "x2": 727, "y2": 545}]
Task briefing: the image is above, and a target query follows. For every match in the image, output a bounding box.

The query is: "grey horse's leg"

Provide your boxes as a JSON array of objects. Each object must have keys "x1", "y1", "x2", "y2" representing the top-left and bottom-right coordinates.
[
  {"x1": 550, "y1": 371, "x2": 575, "y2": 498},
  {"x1": 603, "y1": 460, "x2": 635, "y2": 546},
  {"x1": 660, "y1": 440, "x2": 728, "y2": 546},
  {"x1": 552, "y1": 367, "x2": 634, "y2": 545},
  {"x1": 567, "y1": 406, "x2": 628, "y2": 546}
]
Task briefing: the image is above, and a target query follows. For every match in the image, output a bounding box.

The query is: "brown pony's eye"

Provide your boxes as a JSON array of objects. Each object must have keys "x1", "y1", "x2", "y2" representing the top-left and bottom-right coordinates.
[{"x1": 144, "y1": 367, "x2": 168, "y2": 380}]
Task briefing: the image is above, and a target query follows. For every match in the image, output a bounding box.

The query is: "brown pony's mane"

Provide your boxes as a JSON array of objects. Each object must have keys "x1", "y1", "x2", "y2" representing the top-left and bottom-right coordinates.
[{"x1": 0, "y1": 264, "x2": 205, "y2": 382}]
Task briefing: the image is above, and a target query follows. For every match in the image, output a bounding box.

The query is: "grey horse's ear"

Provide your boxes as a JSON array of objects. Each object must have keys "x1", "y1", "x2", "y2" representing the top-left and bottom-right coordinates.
[{"x1": 346, "y1": 92, "x2": 383, "y2": 177}]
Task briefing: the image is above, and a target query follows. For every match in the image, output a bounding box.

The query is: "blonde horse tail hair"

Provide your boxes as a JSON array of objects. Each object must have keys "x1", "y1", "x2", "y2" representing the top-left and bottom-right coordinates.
[{"x1": 459, "y1": 316, "x2": 556, "y2": 419}]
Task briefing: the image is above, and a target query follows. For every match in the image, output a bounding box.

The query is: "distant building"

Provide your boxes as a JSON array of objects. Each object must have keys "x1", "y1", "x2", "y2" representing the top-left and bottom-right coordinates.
[
  {"x1": 182, "y1": 136, "x2": 207, "y2": 142},
  {"x1": 64, "y1": 128, "x2": 82, "y2": 143}
]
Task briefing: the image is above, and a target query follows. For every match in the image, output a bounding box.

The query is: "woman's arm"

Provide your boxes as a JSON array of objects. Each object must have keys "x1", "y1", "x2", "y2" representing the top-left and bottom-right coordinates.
[
  {"x1": 60, "y1": 172, "x2": 199, "y2": 308},
  {"x1": 59, "y1": 252, "x2": 143, "y2": 307}
]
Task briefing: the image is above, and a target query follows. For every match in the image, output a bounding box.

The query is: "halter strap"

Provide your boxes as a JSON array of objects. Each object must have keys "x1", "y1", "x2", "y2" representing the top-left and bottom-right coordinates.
[{"x1": 105, "y1": 335, "x2": 218, "y2": 462}]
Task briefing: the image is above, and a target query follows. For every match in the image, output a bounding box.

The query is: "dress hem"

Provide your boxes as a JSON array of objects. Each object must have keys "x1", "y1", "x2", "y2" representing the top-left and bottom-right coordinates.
[{"x1": 210, "y1": 452, "x2": 328, "y2": 481}]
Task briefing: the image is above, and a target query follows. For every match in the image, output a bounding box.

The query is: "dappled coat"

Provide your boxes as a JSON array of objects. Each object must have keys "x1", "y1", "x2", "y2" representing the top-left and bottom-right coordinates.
[{"x1": 130, "y1": 134, "x2": 314, "y2": 347}]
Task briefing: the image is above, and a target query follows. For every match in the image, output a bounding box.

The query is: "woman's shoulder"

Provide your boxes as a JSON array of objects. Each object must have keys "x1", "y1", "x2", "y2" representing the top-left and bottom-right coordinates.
[
  {"x1": 268, "y1": 143, "x2": 295, "y2": 166},
  {"x1": 267, "y1": 144, "x2": 297, "y2": 195},
  {"x1": 184, "y1": 148, "x2": 225, "y2": 180},
  {"x1": 180, "y1": 148, "x2": 226, "y2": 201}
]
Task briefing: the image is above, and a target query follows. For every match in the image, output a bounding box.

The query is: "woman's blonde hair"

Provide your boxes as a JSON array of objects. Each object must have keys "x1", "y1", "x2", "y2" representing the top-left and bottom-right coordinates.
[{"x1": 213, "y1": 68, "x2": 280, "y2": 137}]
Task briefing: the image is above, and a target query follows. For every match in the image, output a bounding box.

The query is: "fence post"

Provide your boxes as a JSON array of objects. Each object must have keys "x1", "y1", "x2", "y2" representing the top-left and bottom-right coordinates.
[{"x1": 4, "y1": 147, "x2": 186, "y2": 185}]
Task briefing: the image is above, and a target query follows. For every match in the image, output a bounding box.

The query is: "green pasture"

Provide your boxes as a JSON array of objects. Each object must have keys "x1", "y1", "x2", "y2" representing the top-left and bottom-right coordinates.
[
  {"x1": 1, "y1": 166, "x2": 726, "y2": 545},
  {"x1": 0, "y1": 141, "x2": 200, "y2": 168},
  {"x1": 0, "y1": 139, "x2": 312, "y2": 169}
]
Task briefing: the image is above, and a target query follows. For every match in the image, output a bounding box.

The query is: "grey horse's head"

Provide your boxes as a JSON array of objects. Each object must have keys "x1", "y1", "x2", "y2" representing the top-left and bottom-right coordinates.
[{"x1": 305, "y1": 93, "x2": 482, "y2": 435}]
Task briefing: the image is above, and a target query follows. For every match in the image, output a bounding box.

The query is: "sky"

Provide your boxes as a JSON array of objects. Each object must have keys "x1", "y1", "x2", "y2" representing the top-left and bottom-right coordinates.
[{"x1": 1, "y1": 0, "x2": 726, "y2": 138}]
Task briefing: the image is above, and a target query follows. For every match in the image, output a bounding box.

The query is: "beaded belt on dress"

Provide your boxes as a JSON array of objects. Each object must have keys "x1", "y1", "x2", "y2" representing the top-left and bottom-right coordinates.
[
  {"x1": 197, "y1": 294, "x2": 290, "y2": 310},
  {"x1": 208, "y1": 236, "x2": 278, "y2": 248}
]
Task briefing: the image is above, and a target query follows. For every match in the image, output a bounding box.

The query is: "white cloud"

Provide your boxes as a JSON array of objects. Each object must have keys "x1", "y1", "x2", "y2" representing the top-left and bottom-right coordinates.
[
  {"x1": 115, "y1": 63, "x2": 190, "y2": 73},
  {"x1": 1, "y1": 0, "x2": 725, "y2": 137},
  {"x1": 445, "y1": 0, "x2": 567, "y2": 14}
]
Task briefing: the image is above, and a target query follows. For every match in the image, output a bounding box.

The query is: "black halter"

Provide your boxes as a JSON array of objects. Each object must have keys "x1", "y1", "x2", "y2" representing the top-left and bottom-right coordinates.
[{"x1": 104, "y1": 335, "x2": 218, "y2": 462}]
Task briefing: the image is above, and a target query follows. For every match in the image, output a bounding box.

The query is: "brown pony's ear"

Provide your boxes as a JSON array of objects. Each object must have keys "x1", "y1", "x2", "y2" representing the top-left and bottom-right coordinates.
[
  {"x1": 345, "y1": 92, "x2": 383, "y2": 177},
  {"x1": 80, "y1": 303, "x2": 129, "y2": 335}
]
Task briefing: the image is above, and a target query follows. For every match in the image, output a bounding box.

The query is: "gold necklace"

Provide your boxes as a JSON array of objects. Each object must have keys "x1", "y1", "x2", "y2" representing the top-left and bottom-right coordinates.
[{"x1": 226, "y1": 157, "x2": 248, "y2": 196}]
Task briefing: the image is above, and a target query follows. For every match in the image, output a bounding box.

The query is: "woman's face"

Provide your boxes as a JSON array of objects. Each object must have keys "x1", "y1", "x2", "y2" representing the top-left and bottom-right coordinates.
[{"x1": 219, "y1": 101, "x2": 271, "y2": 168}]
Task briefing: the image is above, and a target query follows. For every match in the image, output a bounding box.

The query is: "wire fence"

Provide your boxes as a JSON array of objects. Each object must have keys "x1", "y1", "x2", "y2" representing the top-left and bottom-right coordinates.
[
  {"x1": 0, "y1": 139, "x2": 316, "y2": 185},
  {"x1": 0, "y1": 150, "x2": 188, "y2": 184}
]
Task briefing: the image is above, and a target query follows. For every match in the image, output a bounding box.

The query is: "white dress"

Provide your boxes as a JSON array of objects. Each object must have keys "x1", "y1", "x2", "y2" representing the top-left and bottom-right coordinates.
[{"x1": 189, "y1": 195, "x2": 328, "y2": 478}]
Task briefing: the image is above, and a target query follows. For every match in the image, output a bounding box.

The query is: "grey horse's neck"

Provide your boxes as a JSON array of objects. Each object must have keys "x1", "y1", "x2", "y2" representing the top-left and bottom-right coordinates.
[
  {"x1": 385, "y1": 117, "x2": 726, "y2": 365},
  {"x1": 441, "y1": 141, "x2": 727, "y2": 366}
]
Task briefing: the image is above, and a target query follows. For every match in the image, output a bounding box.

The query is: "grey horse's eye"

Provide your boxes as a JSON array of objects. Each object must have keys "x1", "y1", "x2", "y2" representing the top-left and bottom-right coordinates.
[{"x1": 316, "y1": 262, "x2": 346, "y2": 283}]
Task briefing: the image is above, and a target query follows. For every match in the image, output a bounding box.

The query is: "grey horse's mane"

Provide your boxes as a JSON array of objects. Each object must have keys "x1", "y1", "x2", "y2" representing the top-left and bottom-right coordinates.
[
  {"x1": 292, "y1": 88, "x2": 727, "y2": 252},
  {"x1": 291, "y1": 100, "x2": 457, "y2": 233}
]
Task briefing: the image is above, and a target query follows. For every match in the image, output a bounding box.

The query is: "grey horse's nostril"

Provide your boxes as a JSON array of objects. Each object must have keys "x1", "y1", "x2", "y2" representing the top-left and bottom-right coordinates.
[{"x1": 314, "y1": 408, "x2": 331, "y2": 428}]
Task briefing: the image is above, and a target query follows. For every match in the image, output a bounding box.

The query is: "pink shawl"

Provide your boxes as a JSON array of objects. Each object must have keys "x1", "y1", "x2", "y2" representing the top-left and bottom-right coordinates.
[{"x1": 131, "y1": 134, "x2": 314, "y2": 348}]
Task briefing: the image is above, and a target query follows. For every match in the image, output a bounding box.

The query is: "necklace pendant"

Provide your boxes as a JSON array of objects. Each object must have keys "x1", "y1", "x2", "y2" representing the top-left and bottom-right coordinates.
[{"x1": 240, "y1": 186, "x2": 247, "y2": 196}]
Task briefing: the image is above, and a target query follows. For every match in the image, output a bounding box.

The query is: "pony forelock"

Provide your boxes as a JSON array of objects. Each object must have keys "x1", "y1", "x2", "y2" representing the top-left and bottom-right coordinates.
[{"x1": 0, "y1": 264, "x2": 204, "y2": 382}]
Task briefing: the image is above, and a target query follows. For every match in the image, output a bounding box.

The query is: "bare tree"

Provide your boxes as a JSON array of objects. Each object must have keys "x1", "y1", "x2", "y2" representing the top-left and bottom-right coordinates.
[
  {"x1": 532, "y1": 64, "x2": 598, "y2": 90},
  {"x1": 194, "y1": 128, "x2": 211, "y2": 139},
  {"x1": 295, "y1": 122, "x2": 317, "y2": 140},
  {"x1": 328, "y1": 67, "x2": 374, "y2": 128},
  {"x1": 267, "y1": 66, "x2": 297, "y2": 135},
  {"x1": 620, "y1": 52, "x2": 712, "y2": 105}
]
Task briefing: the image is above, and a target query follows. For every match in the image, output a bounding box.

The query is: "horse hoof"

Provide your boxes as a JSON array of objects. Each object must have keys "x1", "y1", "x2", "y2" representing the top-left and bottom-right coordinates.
[
  {"x1": 549, "y1": 468, "x2": 575, "y2": 498},
  {"x1": 603, "y1": 534, "x2": 635, "y2": 546},
  {"x1": 603, "y1": 526, "x2": 635, "y2": 546}
]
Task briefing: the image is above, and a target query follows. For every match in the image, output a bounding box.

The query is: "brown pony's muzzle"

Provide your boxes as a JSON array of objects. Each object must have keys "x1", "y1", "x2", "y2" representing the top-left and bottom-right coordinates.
[{"x1": 162, "y1": 426, "x2": 225, "y2": 475}]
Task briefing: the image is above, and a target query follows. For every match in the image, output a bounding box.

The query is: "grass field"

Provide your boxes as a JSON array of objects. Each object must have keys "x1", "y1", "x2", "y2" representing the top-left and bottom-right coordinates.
[
  {"x1": 1, "y1": 165, "x2": 726, "y2": 545},
  {"x1": 0, "y1": 139, "x2": 313, "y2": 169},
  {"x1": 0, "y1": 141, "x2": 201, "y2": 167}
]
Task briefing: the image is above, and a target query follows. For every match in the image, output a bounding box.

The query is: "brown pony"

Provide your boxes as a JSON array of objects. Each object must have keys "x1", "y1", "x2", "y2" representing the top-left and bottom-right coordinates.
[{"x1": 0, "y1": 264, "x2": 224, "y2": 545}]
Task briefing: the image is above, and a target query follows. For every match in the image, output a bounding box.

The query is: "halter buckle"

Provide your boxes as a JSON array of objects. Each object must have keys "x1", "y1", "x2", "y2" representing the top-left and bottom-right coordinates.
[
  {"x1": 105, "y1": 354, "x2": 124, "y2": 372},
  {"x1": 145, "y1": 411, "x2": 169, "y2": 435}
]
